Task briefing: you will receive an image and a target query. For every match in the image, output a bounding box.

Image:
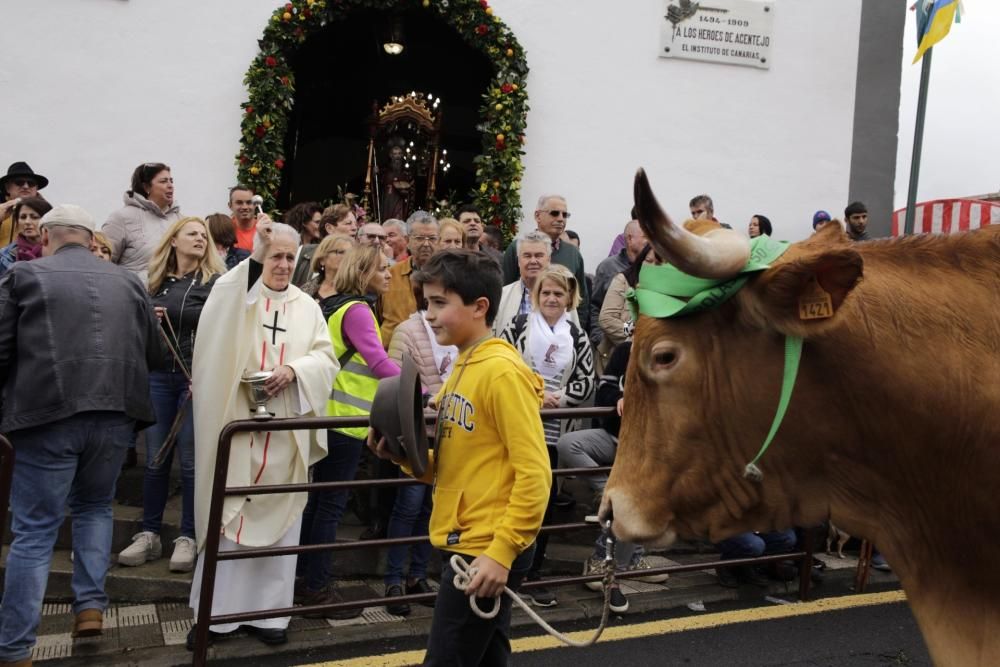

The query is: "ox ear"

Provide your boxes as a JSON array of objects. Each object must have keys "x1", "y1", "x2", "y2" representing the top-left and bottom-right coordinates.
[{"x1": 744, "y1": 247, "x2": 863, "y2": 338}]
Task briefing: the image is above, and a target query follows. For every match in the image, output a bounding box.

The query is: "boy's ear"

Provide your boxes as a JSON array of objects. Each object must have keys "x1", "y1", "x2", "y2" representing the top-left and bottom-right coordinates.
[
  {"x1": 740, "y1": 247, "x2": 863, "y2": 339},
  {"x1": 472, "y1": 295, "x2": 490, "y2": 321}
]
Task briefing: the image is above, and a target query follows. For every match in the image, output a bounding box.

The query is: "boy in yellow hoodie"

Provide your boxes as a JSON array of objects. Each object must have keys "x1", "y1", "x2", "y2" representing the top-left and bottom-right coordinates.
[{"x1": 369, "y1": 249, "x2": 550, "y2": 665}]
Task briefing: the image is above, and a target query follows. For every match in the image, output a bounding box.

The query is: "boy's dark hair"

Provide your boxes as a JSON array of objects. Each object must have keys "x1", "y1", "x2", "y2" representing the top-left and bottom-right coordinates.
[
  {"x1": 413, "y1": 249, "x2": 502, "y2": 325},
  {"x1": 565, "y1": 229, "x2": 580, "y2": 244},
  {"x1": 844, "y1": 201, "x2": 868, "y2": 218}
]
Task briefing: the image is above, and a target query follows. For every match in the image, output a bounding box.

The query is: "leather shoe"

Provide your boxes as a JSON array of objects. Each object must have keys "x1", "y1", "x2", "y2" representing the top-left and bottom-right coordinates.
[
  {"x1": 71, "y1": 609, "x2": 103, "y2": 638},
  {"x1": 185, "y1": 624, "x2": 231, "y2": 651},
  {"x1": 297, "y1": 585, "x2": 363, "y2": 620},
  {"x1": 248, "y1": 626, "x2": 287, "y2": 645},
  {"x1": 406, "y1": 578, "x2": 436, "y2": 607},
  {"x1": 385, "y1": 584, "x2": 411, "y2": 617},
  {"x1": 0, "y1": 658, "x2": 32, "y2": 666}
]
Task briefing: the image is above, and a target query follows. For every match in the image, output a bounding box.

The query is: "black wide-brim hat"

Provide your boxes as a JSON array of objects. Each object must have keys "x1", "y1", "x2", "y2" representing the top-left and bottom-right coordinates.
[
  {"x1": 0, "y1": 162, "x2": 49, "y2": 192},
  {"x1": 370, "y1": 351, "x2": 429, "y2": 478}
]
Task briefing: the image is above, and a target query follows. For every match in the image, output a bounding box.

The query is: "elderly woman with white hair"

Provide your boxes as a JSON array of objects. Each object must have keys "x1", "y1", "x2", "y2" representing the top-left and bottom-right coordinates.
[{"x1": 187, "y1": 220, "x2": 337, "y2": 648}]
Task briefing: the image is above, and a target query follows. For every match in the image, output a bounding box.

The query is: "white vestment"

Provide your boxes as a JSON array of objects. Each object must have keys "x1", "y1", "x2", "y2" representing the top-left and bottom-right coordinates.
[{"x1": 189, "y1": 258, "x2": 337, "y2": 625}]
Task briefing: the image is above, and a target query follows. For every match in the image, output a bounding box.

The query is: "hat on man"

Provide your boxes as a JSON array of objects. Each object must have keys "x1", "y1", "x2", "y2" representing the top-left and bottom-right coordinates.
[
  {"x1": 0, "y1": 162, "x2": 50, "y2": 192},
  {"x1": 370, "y1": 351, "x2": 429, "y2": 478},
  {"x1": 812, "y1": 210, "x2": 831, "y2": 229},
  {"x1": 40, "y1": 205, "x2": 96, "y2": 233}
]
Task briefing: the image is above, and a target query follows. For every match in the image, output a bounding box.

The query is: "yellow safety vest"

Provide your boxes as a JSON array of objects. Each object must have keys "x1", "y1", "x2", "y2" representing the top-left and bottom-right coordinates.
[{"x1": 326, "y1": 300, "x2": 382, "y2": 439}]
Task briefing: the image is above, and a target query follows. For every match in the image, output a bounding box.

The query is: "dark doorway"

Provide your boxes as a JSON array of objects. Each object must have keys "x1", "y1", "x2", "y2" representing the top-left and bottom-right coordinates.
[{"x1": 277, "y1": 7, "x2": 494, "y2": 213}]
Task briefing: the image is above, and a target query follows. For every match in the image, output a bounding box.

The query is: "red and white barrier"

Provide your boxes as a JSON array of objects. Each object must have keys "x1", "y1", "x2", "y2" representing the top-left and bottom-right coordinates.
[{"x1": 892, "y1": 199, "x2": 1000, "y2": 236}]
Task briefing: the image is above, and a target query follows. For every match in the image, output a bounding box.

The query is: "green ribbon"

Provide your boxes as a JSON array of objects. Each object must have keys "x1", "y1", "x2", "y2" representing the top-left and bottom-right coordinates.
[
  {"x1": 625, "y1": 234, "x2": 801, "y2": 482},
  {"x1": 626, "y1": 234, "x2": 791, "y2": 320}
]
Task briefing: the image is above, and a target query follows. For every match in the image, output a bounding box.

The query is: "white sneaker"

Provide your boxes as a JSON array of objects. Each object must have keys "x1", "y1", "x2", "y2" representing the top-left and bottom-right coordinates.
[
  {"x1": 583, "y1": 556, "x2": 611, "y2": 592},
  {"x1": 169, "y1": 536, "x2": 196, "y2": 573},
  {"x1": 118, "y1": 531, "x2": 162, "y2": 567}
]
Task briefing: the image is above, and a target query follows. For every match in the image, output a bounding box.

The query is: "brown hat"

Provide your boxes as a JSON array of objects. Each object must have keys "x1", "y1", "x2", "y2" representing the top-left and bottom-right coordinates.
[
  {"x1": 370, "y1": 351, "x2": 429, "y2": 478},
  {"x1": 0, "y1": 162, "x2": 49, "y2": 192}
]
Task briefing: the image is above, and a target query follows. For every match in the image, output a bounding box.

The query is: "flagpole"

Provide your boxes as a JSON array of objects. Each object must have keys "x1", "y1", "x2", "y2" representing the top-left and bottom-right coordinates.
[{"x1": 903, "y1": 47, "x2": 933, "y2": 236}]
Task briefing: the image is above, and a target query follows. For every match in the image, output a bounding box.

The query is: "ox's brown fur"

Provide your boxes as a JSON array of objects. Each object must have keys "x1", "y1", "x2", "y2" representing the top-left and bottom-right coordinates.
[{"x1": 604, "y1": 219, "x2": 1000, "y2": 665}]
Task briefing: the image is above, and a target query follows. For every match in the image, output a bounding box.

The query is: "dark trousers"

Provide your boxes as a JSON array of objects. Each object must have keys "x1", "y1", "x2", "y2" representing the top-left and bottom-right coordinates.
[
  {"x1": 423, "y1": 545, "x2": 534, "y2": 667},
  {"x1": 530, "y1": 446, "x2": 558, "y2": 574},
  {"x1": 298, "y1": 430, "x2": 363, "y2": 592}
]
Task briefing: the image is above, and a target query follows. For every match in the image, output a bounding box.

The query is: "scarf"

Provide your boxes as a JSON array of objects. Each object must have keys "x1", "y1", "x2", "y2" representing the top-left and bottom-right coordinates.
[
  {"x1": 420, "y1": 311, "x2": 458, "y2": 381},
  {"x1": 528, "y1": 309, "x2": 573, "y2": 383},
  {"x1": 15, "y1": 235, "x2": 42, "y2": 263}
]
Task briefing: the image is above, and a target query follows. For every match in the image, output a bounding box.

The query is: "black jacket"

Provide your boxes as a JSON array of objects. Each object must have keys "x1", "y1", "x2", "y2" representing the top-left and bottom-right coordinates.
[
  {"x1": 151, "y1": 272, "x2": 219, "y2": 372},
  {"x1": 0, "y1": 244, "x2": 159, "y2": 432},
  {"x1": 596, "y1": 341, "x2": 631, "y2": 437}
]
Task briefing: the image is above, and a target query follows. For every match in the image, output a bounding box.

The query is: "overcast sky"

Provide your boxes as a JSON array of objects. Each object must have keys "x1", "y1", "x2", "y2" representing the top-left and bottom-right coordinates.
[{"x1": 894, "y1": 0, "x2": 998, "y2": 207}]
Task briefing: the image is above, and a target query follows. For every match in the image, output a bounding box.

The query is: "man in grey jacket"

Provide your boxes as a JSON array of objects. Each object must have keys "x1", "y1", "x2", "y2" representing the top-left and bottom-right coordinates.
[{"x1": 0, "y1": 205, "x2": 158, "y2": 665}]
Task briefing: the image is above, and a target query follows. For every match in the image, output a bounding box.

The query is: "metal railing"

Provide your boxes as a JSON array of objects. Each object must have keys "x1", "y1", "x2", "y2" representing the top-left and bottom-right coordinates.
[{"x1": 193, "y1": 407, "x2": 814, "y2": 665}]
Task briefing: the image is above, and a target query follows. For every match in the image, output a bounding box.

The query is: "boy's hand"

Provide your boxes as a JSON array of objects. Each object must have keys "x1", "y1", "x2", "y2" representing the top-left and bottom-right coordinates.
[
  {"x1": 616, "y1": 397, "x2": 624, "y2": 417},
  {"x1": 464, "y1": 555, "x2": 509, "y2": 598},
  {"x1": 366, "y1": 429, "x2": 405, "y2": 465}
]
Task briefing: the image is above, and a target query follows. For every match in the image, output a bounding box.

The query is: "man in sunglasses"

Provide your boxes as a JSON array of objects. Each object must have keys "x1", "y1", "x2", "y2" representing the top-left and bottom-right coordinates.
[
  {"x1": 502, "y1": 194, "x2": 589, "y2": 328},
  {"x1": 0, "y1": 162, "x2": 49, "y2": 246}
]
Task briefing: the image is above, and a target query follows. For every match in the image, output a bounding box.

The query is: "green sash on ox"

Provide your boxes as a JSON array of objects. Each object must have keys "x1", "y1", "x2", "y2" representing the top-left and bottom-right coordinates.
[{"x1": 625, "y1": 234, "x2": 798, "y2": 481}]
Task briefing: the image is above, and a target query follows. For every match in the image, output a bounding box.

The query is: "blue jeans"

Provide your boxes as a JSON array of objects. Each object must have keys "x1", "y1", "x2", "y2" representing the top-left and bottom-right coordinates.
[
  {"x1": 384, "y1": 475, "x2": 432, "y2": 587},
  {"x1": 716, "y1": 529, "x2": 797, "y2": 560},
  {"x1": 0, "y1": 411, "x2": 134, "y2": 662},
  {"x1": 142, "y1": 371, "x2": 195, "y2": 537},
  {"x1": 299, "y1": 430, "x2": 363, "y2": 592}
]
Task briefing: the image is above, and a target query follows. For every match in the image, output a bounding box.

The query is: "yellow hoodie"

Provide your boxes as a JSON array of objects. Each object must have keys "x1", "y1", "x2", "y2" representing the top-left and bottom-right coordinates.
[{"x1": 408, "y1": 338, "x2": 550, "y2": 569}]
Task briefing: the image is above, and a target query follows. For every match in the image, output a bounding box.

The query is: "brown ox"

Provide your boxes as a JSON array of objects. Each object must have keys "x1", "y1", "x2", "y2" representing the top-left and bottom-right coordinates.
[{"x1": 602, "y1": 169, "x2": 1000, "y2": 666}]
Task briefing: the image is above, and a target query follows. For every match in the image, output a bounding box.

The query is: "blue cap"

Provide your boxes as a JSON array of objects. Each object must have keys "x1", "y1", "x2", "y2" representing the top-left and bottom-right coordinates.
[{"x1": 812, "y1": 210, "x2": 831, "y2": 229}]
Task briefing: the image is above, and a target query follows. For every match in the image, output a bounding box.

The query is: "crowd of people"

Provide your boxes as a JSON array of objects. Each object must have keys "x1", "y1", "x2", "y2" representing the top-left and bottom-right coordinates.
[{"x1": 0, "y1": 158, "x2": 877, "y2": 665}]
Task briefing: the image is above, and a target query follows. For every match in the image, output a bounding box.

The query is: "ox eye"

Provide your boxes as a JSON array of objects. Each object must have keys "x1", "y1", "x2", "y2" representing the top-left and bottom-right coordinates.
[{"x1": 654, "y1": 350, "x2": 677, "y2": 367}]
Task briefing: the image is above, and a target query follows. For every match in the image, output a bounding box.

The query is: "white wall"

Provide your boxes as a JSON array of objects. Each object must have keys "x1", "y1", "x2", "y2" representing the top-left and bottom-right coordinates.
[{"x1": 2, "y1": 0, "x2": 862, "y2": 271}]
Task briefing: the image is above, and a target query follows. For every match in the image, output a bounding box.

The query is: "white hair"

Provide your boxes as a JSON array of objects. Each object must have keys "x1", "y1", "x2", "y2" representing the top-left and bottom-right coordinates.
[
  {"x1": 258, "y1": 222, "x2": 300, "y2": 250},
  {"x1": 516, "y1": 229, "x2": 553, "y2": 254},
  {"x1": 382, "y1": 218, "x2": 406, "y2": 233},
  {"x1": 535, "y1": 194, "x2": 566, "y2": 211},
  {"x1": 405, "y1": 210, "x2": 438, "y2": 235}
]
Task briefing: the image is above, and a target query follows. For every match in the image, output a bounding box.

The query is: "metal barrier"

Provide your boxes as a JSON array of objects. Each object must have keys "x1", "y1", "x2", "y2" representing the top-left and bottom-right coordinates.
[
  {"x1": 193, "y1": 407, "x2": 814, "y2": 665},
  {"x1": 0, "y1": 435, "x2": 14, "y2": 547}
]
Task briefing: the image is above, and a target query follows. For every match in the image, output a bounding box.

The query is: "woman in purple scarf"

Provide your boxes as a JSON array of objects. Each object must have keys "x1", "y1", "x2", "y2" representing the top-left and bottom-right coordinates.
[{"x1": 0, "y1": 197, "x2": 51, "y2": 275}]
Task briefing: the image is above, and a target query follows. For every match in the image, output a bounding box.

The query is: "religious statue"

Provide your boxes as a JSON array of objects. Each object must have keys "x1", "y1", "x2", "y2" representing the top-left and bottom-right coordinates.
[{"x1": 378, "y1": 137, "x2": 414, "y2": 222}]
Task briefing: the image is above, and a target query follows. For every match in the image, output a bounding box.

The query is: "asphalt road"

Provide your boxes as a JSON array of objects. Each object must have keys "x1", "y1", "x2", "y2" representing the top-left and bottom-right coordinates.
[{"x1": 220, "y1": 588, "x2": 931, "y2": 667}]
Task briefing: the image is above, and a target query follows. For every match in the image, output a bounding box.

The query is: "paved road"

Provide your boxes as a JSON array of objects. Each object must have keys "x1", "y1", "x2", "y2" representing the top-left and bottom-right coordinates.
[{"x1": 219, "y1": 588, "x2": 931, "y2": 666}]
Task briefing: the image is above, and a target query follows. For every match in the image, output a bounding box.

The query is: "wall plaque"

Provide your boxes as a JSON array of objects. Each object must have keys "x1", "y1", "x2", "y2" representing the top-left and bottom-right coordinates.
[{"x1": 660, "y1": 0, "x2": 775, "y2": 69}]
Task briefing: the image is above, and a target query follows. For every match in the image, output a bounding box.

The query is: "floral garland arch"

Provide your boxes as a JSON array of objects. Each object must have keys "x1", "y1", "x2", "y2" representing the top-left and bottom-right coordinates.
[{"x1": 238, "y1": 0, "x2": 529, "y2": 241}]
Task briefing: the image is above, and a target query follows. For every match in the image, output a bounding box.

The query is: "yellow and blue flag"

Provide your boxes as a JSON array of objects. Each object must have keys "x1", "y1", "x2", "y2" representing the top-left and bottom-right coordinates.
[{"x1": 912, "y1": 0, "x2": 963, "y2": 64}]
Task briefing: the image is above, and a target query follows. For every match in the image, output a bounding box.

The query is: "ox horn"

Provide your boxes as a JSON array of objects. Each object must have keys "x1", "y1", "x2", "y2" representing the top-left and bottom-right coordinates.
[{"x1": 633, "y1": 168, "x2": 750, "y2": 280}]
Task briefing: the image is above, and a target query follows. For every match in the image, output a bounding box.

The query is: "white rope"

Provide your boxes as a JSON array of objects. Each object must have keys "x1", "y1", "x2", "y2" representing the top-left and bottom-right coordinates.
[{"x1": 449, "y1": 553, "x2": 615, "y2": 648}]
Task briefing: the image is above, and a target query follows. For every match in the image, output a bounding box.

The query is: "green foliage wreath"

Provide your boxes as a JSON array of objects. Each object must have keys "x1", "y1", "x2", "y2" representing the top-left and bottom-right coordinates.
[{"x1": 238, "y1": 0, "x2": 529, "y2": 240}]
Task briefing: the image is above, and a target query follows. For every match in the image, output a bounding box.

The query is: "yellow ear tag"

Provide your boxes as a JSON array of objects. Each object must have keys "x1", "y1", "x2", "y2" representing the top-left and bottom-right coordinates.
[{"x1": 798, "y1": 277, "x2": 834, "y2": 320}]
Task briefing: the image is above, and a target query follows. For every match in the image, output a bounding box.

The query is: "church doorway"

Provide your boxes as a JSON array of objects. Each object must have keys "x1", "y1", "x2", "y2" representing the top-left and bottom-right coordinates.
[{"x1": 277, "y1": 7, "x2": 494, "y2": 217}]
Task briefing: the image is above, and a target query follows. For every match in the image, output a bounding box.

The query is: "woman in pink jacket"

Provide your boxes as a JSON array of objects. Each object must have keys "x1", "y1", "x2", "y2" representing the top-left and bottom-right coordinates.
[{"x1": 381, "y1": 291, "x2": 458, "y2": 616}]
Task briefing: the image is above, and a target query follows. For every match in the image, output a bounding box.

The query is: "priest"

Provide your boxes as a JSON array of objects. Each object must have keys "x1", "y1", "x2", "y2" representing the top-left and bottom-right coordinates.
[{"x1": 189, "y1": 220, "x2": 337, "y2": 647}]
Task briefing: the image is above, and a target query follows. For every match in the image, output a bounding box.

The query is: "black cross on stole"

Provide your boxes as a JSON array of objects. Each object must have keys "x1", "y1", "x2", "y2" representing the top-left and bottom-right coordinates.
[{"x1": 263, "y1": 311, "x2": 286, "y2": 345}]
